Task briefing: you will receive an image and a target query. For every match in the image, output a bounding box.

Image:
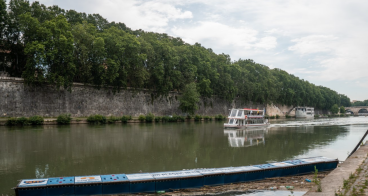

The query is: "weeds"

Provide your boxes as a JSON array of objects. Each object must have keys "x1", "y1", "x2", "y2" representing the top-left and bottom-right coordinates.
[{"x1": 313, "y1": 166, "x2": 322, "y2": 192}]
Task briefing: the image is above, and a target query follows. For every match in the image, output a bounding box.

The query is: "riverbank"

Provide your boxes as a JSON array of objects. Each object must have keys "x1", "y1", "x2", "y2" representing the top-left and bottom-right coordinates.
[{"x1": 305, "y1": 141, "x2": 368, "y2": 196}]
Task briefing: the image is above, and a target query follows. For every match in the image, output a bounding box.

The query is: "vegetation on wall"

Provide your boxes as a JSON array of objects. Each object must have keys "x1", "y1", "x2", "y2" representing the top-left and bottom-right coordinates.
[{"x1": 0, "y1": 0, "x2": 350, "y2": 111}]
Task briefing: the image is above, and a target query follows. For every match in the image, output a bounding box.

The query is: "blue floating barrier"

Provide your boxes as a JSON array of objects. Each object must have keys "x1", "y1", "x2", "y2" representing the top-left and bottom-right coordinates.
[
  {"x1": 101, "y1": 174, "x2": 129, "y2": 195},
  {"x1": 15, "y1": 178, "x2": 48, "y2": 196},
  {"x1": 152, "y1": 171, "x2": 184, "y2": 191},
  {"x1": 47, "y1": 177, "x2": 74, "y2": 196},
  {"x1": 253, "y1": 164, "x2": 280, "y2": 178},
  {"x1": 179, "y1": 170, "x2": 204, "y2": 189},
  {"x1": 220, "y1": 167, "x2": 246, "y2": 184},
  {"x1": 316, "y1": 157, "x2": 339, "y2": 171},
  {"x1": 284, "y1": 159, "x2": 312, "y2": 174},
  {"x1": 198, "y1": 168, "x2": 225, "y2": 186},
  {"x1": 74, "y1": 175, "x2": 102, "y2": 196},
  {"x1": 126, "y1": 173, "x2": 155, "y2": 193},
  {"x1": 299, "y1": 157, "x2": 326, "y2": 172},
  {"x1": 240, "y1": 166, "x2": 264, "y2": 181},
  {"x1": 269, "y1": 162, "x2": 297, "y2": 177}
]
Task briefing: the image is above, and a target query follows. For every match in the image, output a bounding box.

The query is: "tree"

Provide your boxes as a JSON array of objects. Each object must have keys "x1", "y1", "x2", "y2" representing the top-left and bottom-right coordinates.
[
  {"x1": 340, "y1": 106, "x2": 345, "y2": 114},
  {"x1": 330, "y1": 104, "x2": 339, "y2": 114},
  {"x1": 179, "y1": 82, "x2": 200, "y2": 115}
]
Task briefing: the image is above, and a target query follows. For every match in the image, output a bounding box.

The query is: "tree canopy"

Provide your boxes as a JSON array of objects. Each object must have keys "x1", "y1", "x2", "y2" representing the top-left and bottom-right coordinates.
[{"x1": 0, "y1": 0, "x2": 350, "y2": 109}]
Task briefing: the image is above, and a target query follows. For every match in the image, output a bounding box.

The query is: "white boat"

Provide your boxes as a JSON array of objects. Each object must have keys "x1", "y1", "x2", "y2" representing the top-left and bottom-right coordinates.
[
  {"x1": 224, "y1": 128, "x2": 268, "y2": 147},
  {"x1": 295, "y1": 107, "x2": 314, "y2": 118},
  {"x1": 224, "y1": 108, "x2": 270, "y2": 129}
]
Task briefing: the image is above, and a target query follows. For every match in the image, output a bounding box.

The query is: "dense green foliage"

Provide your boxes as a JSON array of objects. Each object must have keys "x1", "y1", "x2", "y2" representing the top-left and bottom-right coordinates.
[
  {"x1": 330, "y1": 104, "x2": 339, "y2": 114},
  {"x1": 340, "y1": 106, "x2": 345, "y2": 114},
  {"x1": 352, "y1": 100, "x2": 368, "y2": 106},
  {"x1": 145, "y1": 113, "x2": 154, "y2": 123},
  {"x1": 56, "y1": 114, "x2": 72, "y2": 124},
  {"x1": 87, "y1": 114, "x2": 106, "y2": 124},
  {"x1": 28, "y1": 115, "x2": 44, "y2": 125},
  {"x1": 0, "y1": 0, "x2": 350, "y2": 109},
  {"x1": 179, "y1": 83, "x2": 200, "y2": 114}
]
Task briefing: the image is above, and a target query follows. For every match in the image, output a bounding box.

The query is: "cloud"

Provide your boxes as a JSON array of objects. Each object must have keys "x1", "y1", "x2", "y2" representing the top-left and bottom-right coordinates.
[{"x1": 288, "y1": 35, "x2": 338, "y2": 56}]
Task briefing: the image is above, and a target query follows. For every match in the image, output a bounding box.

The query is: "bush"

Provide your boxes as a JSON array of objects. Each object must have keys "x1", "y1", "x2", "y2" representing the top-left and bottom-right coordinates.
[
  {"x1": 264, "y1": 115, "x2": 269, "y2": 119},
  {"x1": 285, "y1": 114, "x2": 291, "y2": 118},
  {"x1": 203, "y1": 116, "x2": 212, "y2": 121},
  {"x1": 186, "y1": 115, "x2": 192, "y2": 120},
  {"x1": 194, "y1": 115, "x2": 202, "y2": 121},
  {"x1": 145, "y1": 113, "x2": 155, "y2": 123},
  {"x1": 87, "y1": 114, "x2": 107, "y2": 124},
  {"x1": 57, "y1": 114, "x2": 72, "y2": 124},
  {"x1": 215, "y1": 114, "x2": 226, "y2": 121},
  {"x1": 177, "y1": 116, "x2": 185, "y2": 122},
  {"x1": 270, "y1": 115, "x2": 276, "y2": 119},
  {"x1": 138, "y1": 115, "x2": 146, "y2": 122},
  {"x1": 29, "y1": 115, "x2": 44, "y2": 125},
  {"x1": 314, "y1": 114, "x2": 320, "y2": 118},
  {"x1": 162, "y1": 116, "x2": 170, "y2": 122},
  {"x1": 276, "y1": 114, "x2": 280, "y2": 119},
  {"x1": 169, "y1": 115, "x2": 178, "y2": 122},
  {"x1": 121, "y1": 115, "x2": 130, "y2": 123},
  {"x1": 155, "y1": 116, "x2": 162, "y2": 122},
  {"x1": 17, "y1": 117, "x2": 29, "y2": 125},
  {"x1": 107, "y1": 116, "x2": 119, "y2": 124},
  {"x1": 6, "y1": 117, "x2": 18, "y2": 126}
]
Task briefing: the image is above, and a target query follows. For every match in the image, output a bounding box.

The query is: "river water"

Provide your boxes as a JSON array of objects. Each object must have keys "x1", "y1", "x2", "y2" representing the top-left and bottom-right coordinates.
[{"x1": 0, "y1": 117, "x2": 368, "y2": 195}]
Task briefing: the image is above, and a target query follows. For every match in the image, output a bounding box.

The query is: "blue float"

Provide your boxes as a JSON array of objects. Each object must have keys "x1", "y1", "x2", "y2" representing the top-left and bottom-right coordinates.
[
  {"x1": 101, "y1": 174, "x2": 129, "y2": 195},
  {"x1": 198, "y1": 168, "x2": 225, "y2": 186},
  {"x1": 15, "y1": 178, "x2": 48, "y2": 196},
  {"x1": 74, "y1": 175, "x2": 102, "y2": 196},
  {"x1": 14, "y1": 156, "x2": 339, "y2": 195},
  {"x1": 126, "y1": 173, "x2": 155, "y2": 193},
  {"x1": 46, "y1": 177, "x2": 74, "y2": 196}
]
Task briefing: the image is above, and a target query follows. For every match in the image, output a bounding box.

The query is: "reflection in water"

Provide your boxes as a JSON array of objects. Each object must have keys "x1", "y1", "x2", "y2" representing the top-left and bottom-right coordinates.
[
  {"x1": 224, "y1": 128, "x2": 268, "y2": 147},
  {"x1": 0, "y1": 118, "x2": 367, "y2": 195}
]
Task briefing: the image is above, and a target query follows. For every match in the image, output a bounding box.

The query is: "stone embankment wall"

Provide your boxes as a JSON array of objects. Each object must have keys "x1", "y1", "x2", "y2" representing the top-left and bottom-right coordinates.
[{"x1": 0, "y1": 77, "x2": 266, "y2": 117}]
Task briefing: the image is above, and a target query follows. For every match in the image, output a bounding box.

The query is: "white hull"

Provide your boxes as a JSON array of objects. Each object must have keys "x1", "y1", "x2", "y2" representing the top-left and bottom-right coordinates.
[
  {"x1": 295, "y1": 111, "x2": 314, "y2": 118},
  {"x1": 224, "y1": 123, "x2": 270, "y2": 129}
]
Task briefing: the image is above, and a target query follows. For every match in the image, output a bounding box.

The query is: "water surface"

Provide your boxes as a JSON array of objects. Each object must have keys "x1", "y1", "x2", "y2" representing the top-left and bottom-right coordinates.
[{"x1": 1, "y1": 117, "x2": 368, "y2": 195}]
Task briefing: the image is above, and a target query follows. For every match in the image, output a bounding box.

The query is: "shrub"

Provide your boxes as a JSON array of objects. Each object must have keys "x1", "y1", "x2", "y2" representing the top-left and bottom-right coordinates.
[
  {"x1": 285, "y1": 114, "x2": 291, "y2": 118},
  {"x1": 177, "y1": 116, "x2": 185, "y2": 122},
  {"x1": 194, "y1": 115, "x2": 202, "y2": 121},
  {"x1": 264, "y1": 115, "x2": 269, "y2": 119},
  {"x1": 57, "y1": 114, "x2": 72, "y2": 124},
  {"x1": 87, "y1": 114, "x2": 107, "y2": 124},
  {"x1": 138, "y1": 115, "x2": 146, "y2": 122},
  {"x1": 186, "y1": 115, "x2": 192, "y2": 120},
  {"x1": 121, "y1": 115, "x2": 130, "y2": 123},
  {"x1": 6, "y1": 117, "x2": 17, "y2": 126},
  {"x1": 17, "y1": 117, "x2": 29, "y2": 125},
  {"x1": 203, "y1": 116, "x2": 212, "y2": 121},
  {"x1": 29, "y1": 115, "x2": 44, "y2": 125},
  {"x1": 169, "y1": 115, "x2": 178, "y2": 122},
  {"x1": 162, "y1": 116, "x2": 170, "y2": 122},
  {"x1": 155, "y1": 116, "x2": 162, "y2": 122},
  {"x1": 276, "y1": 114, "x2": 280, "y2": 119},
  {"x1": 107, "y1": 116, "x2": 119, "y2": 124},
  {"x1": 145, "y1": 113, "x2": 155, "y2": 123},
  {"x1": 314, "y1": 114, "x2": 320, "y2": 118},
  {"x1": 270, "y1": 115, "x2": 276, "y2": 119},
  {"x1": 215, "y1": 114, "x2": 225, "y2": 121}
]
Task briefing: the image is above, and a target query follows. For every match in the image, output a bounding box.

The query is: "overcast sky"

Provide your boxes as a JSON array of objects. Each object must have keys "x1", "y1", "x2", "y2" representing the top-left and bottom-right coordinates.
[{"x1": 27, "y1": 0, "x2": 368, "y2": 100}]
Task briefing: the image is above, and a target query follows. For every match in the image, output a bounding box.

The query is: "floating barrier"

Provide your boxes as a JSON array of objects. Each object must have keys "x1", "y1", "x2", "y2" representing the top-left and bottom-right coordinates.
[{"x1": 14, "y1": 156, "x2": 338, "y2": 196}]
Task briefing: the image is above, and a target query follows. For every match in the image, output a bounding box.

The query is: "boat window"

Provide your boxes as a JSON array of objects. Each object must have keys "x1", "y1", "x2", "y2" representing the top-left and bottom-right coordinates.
[
  {"x1": 229, "y1": 119, "x2": 234, "y2": 124},
  {"x1": 230, "y1": 110, "x2": 237, "y2": 117},
  {"x1": 237, "y1": 110, "x2": 243, "y2": 117}
]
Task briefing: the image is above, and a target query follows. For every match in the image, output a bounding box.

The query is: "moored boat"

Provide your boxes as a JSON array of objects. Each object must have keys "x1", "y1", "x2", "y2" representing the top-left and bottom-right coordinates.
[{"x1": 224, "y1": 108, "x2": 270, "y2": 129}]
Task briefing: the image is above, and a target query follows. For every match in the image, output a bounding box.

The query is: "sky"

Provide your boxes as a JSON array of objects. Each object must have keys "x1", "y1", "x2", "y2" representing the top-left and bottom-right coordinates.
[{"x1": 26, "y1": 0, "x2": 368, "y2": 101}]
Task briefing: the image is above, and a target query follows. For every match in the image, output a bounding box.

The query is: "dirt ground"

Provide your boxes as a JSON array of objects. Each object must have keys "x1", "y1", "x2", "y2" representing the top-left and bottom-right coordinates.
[{"x1": 121, "y1": 171, "x2": 330, "y2": 196}]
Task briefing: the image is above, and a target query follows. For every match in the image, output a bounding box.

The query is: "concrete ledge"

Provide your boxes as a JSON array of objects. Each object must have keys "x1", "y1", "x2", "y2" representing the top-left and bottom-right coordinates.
[{"x1": 304, "y1": 142, "x2": 368, "y2": 196}]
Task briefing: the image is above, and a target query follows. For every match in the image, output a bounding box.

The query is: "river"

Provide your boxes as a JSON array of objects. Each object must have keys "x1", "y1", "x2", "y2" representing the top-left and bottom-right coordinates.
[{"x1": 0, "y1": 117, "x2": 367, "y2": 195}]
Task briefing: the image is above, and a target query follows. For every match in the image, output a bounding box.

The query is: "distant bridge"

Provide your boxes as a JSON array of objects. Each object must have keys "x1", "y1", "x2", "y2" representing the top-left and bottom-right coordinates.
[{"x1": 345, "y1": 106, "x2": 368, "y2": 116}]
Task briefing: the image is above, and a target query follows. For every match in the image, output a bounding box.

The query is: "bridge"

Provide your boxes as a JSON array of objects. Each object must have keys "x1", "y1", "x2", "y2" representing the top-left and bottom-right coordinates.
[{"x1": 345, "y1": 106, "x2": 368, "y2": 116}]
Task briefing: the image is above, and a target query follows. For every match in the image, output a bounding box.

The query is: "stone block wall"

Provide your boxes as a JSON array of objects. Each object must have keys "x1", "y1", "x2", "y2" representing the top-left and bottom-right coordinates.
[{"x1": 0, "y1": 78, "x2": 265, "y2": 117}]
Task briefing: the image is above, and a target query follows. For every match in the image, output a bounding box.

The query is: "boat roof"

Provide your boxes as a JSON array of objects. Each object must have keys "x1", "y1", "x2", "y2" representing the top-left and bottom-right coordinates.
[{"x1": 229, "y1": 108, "x2": 264, "y2": 111}]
